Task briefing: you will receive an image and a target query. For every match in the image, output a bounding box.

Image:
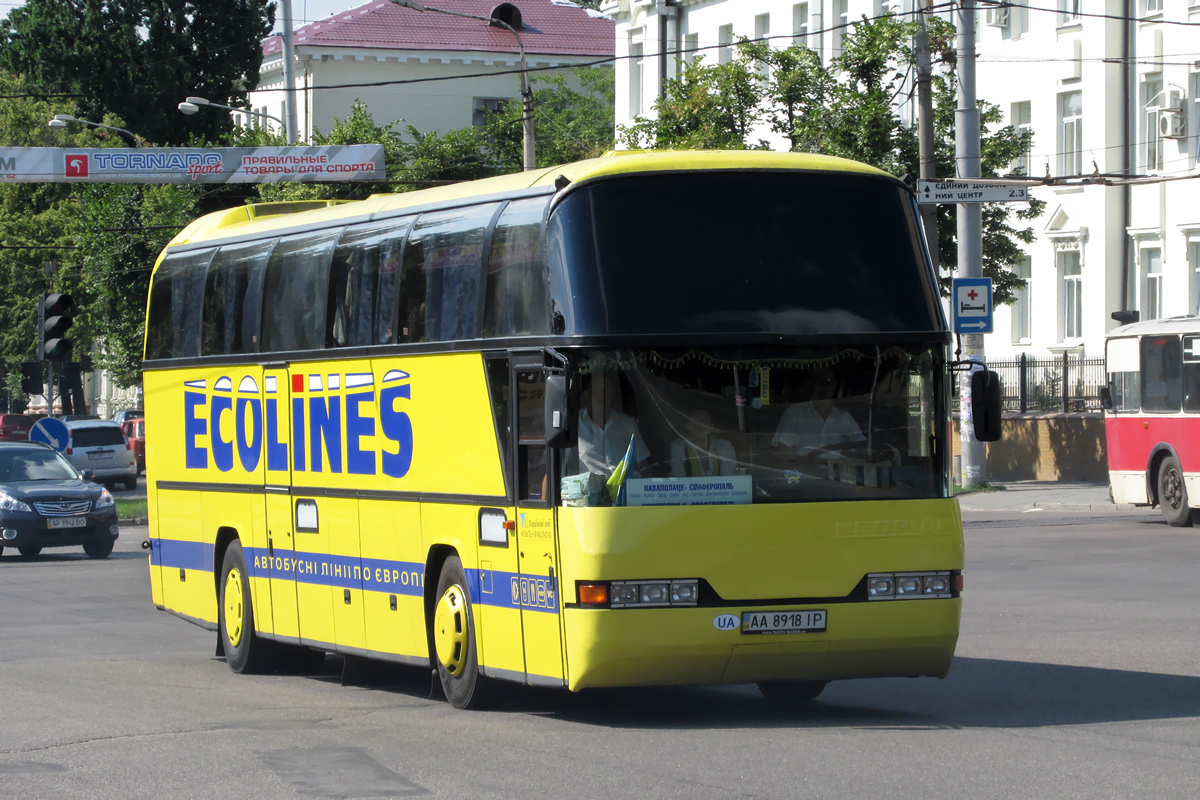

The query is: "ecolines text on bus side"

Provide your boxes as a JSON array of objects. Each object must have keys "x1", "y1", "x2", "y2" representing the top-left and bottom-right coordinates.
[{"x1": 181, "y1": 368, "x2": 413, "y2": 478}]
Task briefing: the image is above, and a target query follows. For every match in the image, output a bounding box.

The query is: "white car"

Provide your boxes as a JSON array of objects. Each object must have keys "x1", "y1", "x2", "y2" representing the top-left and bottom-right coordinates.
[{"x1": 64, "y1": 420, "x2": 137, "y2": 490}]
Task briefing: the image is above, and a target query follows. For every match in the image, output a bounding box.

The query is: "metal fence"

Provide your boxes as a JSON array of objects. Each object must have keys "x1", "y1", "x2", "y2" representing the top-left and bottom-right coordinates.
[{"x1": 953, "y1": 354, "x2": 1106, "y2": 413}]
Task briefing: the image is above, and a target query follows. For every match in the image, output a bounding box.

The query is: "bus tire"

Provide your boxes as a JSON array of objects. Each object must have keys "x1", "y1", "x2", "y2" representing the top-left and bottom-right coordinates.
[
  {"x1": 219, "y1": 540, "x2": 276, "y2": 674},
  {"x1": 431, "y1": 555, "x2": 495, "y2": 710},
  {"x1": 1158, "y1": 456, "x2": 1193, "y2": 528},
  {"x1": 757, "y1": 680, "x2": 828, "y2": 705}
]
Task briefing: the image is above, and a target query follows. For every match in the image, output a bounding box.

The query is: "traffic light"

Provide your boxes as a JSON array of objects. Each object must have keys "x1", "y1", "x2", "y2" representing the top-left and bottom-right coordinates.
[
  {"x1": 20, "y1": 361, "x2": 43, "y2": 395},
  {"x1": 40, "y1": 293, "x2": 74, "y2": 361}
]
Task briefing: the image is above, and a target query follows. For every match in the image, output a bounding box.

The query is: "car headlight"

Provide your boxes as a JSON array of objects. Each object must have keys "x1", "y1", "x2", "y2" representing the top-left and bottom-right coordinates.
[
  {"x1": 0, "y1": 491, "x2": 32, "y2": 512},
  {"x1": 94, "y1": 489, "x2": 115, "y2": 509}
]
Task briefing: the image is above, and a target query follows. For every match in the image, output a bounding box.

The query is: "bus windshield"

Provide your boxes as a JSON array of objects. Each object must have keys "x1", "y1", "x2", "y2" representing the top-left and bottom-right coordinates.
[
  {"x1": 555, "y1": 344, "x2": 947, "y2": 506},
  {"x1": 547, "y1": 172, "x2": 941, "y2": 336}
]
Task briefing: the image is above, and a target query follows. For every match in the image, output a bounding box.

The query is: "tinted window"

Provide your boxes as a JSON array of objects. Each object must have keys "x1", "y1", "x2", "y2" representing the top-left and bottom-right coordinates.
[
  {"x1": 1184, "y1": 335, "x2": 1200, "y2": 413},
  {"x1": 260, "y1": 230, "x2": 341, "y2": 353},
  {"x1": 398, "y1": 204, "x2": 500, "y2": 343},
  {"x1": 202, "y1": 241, "x2": 274, "y2": 356},
  {"x1": 1141, "y1": 335, "x2": 1182, "y2": 412},
  {"x1": 0, "y1": 415, "x2": 33, "y2": 427},
  {"x1": 328, "y1": 218, "x2": 412, "y2": 348},
  {"x1": 0, "y1": 449, "x2": 78, "y2": 481},
  {"x1": 546, "y1": 174, "x2": 940, "y2": 336},
  {"x1": 145, "y1": 249, "x2": 216, "y2": 359},
  {"x1": 71, "y1": 426, "x2": 126, "y2": 447},
  {"x1": 484, "y1": 197, "x2": 551, "y2": 337}
]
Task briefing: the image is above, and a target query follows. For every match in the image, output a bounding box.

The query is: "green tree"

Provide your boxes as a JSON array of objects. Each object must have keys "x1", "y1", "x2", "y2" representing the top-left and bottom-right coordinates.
[
  {"x1": 485, "y1": 66, "x2": 616, "y2": 167},
  {"x1": 0, "y1": 0, "x2": 274, "y2": 146}
]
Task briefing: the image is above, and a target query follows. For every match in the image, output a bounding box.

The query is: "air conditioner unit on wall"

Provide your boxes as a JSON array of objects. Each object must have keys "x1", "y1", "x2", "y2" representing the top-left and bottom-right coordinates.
[
  {"x1": 1159, "y1": 109, "x2": 1186, "y2": 139},
  {"x1": 985, "y1": 6, "x2": 1010, "y2": 27}
]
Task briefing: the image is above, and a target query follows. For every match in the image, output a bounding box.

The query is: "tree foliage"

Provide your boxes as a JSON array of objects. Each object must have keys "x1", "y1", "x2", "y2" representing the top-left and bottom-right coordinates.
[
  {"x1": 0, "y1": 0, "x2": 274, "y2": 146},
  {"x1": 620, "y1": 14, "x2": 1042, "y2": 303}
]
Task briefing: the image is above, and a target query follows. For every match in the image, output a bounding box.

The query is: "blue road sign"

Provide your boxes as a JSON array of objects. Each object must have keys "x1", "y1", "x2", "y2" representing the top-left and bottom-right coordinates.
[
  {"x1": 30, "y1": 417, "x2": 70, "y2": 453},
  {"x1": 952, "y1": 277, "x2": 994, "y2": 334}
]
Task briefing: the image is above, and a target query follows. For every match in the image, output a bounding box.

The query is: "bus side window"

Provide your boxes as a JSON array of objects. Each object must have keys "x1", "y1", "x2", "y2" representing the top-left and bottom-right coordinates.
[
  {"x1": 260, "y1": 230, "x2": 340, "y2": 353},
  {"x1": 1183, "y1": 336, "x2": 1200, "y2": 412},
  {"x1": 328, "y1": 218, "x2": 413, "y2": 348},
  {"x1": 1140, "y1": 335, "x2": 1182, "y2": 412},
  {"x1": 146, "y1": 248, "x2": 216, "y2": 360},
  {"x1": 484, "y1": 196, "x2": 551, "y2": 337},
  {"x1": 202, "y1": 241, "x2": 274, "y2": 356},
  {"x1": 398, "y1": 204, "x2": 500, "y2": 344}
]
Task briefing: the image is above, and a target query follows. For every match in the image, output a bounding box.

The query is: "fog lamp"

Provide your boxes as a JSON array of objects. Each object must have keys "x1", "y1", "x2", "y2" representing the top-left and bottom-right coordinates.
[
  {"x1": 610, "y1": 584, "x2": 639, "y2": 605},
  {"x1": 639, "y1": 583, "x2": 669, "y2": 604},
  {"x1": 110, "y1": 525, "x2": 120, "y2": 536},
  {"x1": 670, "y1": 581, "x2": 698, "y2": 604},
  {"x1": 867, "y1": 577, "x2": 895, "y2": 597},
  {"x1": 896, "y1": 576, "x2": 922, "y2": 595},
  {"x1": 923, "y1": 575, "x2": 950, "y2": 595},
  {"x1": 1, "y1": 528, "x2": 16, "y2": 540}
]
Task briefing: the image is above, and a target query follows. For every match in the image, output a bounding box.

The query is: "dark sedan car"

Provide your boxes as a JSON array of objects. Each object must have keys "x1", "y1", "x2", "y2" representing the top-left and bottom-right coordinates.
[{"x1": 0, "y1": 442, "x2": 119, "y2": 559}]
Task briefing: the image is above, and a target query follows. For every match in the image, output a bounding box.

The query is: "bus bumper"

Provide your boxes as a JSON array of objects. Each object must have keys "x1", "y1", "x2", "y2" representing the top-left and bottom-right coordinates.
[{"x1": 563, "y1": 597, "x2": 960, "y2": 690}]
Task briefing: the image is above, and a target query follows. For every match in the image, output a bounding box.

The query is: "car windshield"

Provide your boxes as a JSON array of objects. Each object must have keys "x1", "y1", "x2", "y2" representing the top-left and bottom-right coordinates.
[{"x1": 0, "y1": 449, "x2": 79, "y2": 481}]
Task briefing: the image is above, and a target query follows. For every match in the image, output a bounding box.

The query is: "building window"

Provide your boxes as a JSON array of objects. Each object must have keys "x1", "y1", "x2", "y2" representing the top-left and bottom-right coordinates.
[
  {"x1": 833, "y1": 0, "x2": 849, "y2": 58},
  {"x1": 1190, "y1": 241, "x2": 1200, "y2": 316},
  {"x1": 472, "y1": 98, "x2": 505, "y2": 127},
  {"x1": 754, "y1": 14, "x2": 771, "y2": 86},
  {"x1": 1011, "y1": 101, "x2": 1032, "y2": 175},
  {"x1": 1191, "y1": 71, "x2": 1200, "y2": 169},
  {"x1": 793, "y1": 3, "x2": 810, "y2": 47},
  {"x1": 684, "y1": 33, "x2": 699, "y2": 64},
  {"x1": 718, "y1": 24, "x2": 734, "y2": 65},
  {"x1": 629, "y1": 41, "x2": 644, "y2": 116},
  {"x1": 1058, "y1": 91, "x2": 1083, "y2": 176},
  {"x1": 1143, "y1": 0, "x2": 1163, "y2": 15},
  {"x1": 1010, "y1": 0, "x2": 1029, "y2": 37},
  {"x1": 1012, "y1": 257, "x2": 1032, "y2": 344},
  {"x1": 1057, "y1": 0, "x2": 1081, "y2": 26},
  {"x1": 1142, "y1": 73, "x2": 1163, "y2": 172},
  {"x1": 1141, "y1": 246, "x2": 1163, "y2": 321},
  {"x1": 1059, "y1": 249, "x2": 1082, "y2": 340}
]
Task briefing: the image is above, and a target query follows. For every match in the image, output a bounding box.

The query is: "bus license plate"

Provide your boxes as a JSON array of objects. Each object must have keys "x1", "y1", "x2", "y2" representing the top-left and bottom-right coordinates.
[
  {"x1": 48, "y1": 517, "x2": 86, "y2": 529},
  {"x1": 741, "y1": 609, "x2": 827, "y2": 635}
]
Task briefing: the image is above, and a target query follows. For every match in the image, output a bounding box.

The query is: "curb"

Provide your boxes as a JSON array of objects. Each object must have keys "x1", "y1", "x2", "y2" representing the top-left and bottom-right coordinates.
[
  {"x1": 1031, "y1": 502, "x2": 1142, "y2": 512},
  {"x1": 118, "y1": 518, "x2": 148, "y2": 527}
]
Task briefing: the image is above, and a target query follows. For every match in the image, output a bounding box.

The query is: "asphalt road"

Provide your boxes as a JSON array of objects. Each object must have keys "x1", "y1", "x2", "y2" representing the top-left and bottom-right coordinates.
[{"x1": 1, "y1": 507, "x2": 1199, "y2": 799}]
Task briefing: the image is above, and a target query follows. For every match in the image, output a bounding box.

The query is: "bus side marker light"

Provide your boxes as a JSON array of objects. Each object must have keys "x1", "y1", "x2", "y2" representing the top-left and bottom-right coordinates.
[{"x1": 578, "y1": 583, "x2": 608, "y2": 605}]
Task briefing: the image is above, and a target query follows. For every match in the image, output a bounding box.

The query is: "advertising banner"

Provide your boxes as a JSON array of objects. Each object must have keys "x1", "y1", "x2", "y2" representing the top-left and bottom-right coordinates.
[{"x1": 0, "y1": 145, "x2": 385, "y2": 183}]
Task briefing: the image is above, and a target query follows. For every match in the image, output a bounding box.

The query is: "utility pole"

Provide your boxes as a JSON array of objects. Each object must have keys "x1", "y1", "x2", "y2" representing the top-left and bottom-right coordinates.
[
  {"x1": 280, "y1": 0, "x2": 299, "y2": 144},
  {"x1": 915, "y1": 0, "x2": 938, "y2": 271},
  {"x1": 956, "y1": 0, "x2": 986, "y2": 488}
]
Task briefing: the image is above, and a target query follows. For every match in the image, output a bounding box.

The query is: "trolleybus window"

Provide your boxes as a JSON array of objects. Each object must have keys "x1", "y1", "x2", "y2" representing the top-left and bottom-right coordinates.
[
  {"x1": 260, "y1": 230, "x2": 341, "y2": 353},
  {"x1": 1141, "y1": 335, "x2": 1182, "y2": 412},
  {"x1": 1185, "y1": 335, "x2": 1200, "y2": 412},
  {"x1": 327, "y1": 217, "x2": 413, "y2": 348},
  {"x1": 201, "y1": 240, "x2": 274, "y2": 356}
]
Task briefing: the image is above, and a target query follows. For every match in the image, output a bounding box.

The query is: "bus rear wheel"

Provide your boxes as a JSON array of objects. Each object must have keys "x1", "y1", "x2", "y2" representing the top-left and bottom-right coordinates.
[
  {"x1": 219, "y1": 540, "x2": 277, "y2": 673},
  {"x1": 1158, "y1": 456, "x2": 1193, "y2": 527},
  {"x1": 431, "y1": 555, "x2": 496, "y2": 710},
  {"x1": 757, "y1": 680, "x2": 828, "y2": 706}
]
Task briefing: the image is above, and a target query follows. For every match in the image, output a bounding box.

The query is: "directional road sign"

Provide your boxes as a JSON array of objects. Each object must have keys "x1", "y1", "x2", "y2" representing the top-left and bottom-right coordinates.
[
  {"x1": 952, "y1": 277, "x2": 994, "y2": 334},
  {"x1": 917, "y1": 180, "x2": 1029, "y2": 204},
  {"x1": 30, "y1": 417, "x2": 70, "y2": 453}
]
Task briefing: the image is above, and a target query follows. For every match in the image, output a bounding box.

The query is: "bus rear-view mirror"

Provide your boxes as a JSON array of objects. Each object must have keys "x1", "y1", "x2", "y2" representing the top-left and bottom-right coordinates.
[
  {"x1": 971, "y1": 369, "x2": 1003, "y2": 442},
  {"x1": 1098, "y1": 386, "x2": 1113, "y2": 410},
  {"x1": 544, "y1": 373, "x2": 577, "y2": 449}
]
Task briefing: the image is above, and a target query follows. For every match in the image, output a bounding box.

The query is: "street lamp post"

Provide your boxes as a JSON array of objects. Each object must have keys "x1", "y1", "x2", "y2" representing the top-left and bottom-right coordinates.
[
  {"x1": 47, "y1": 115, "x2": 141, "y2": 148},
  {"x1": 388, "y1": 0, "x2": 535, "y2": 171},
  {"x1": 178, "y1": 97, "x2": 291, "y2": 143}
]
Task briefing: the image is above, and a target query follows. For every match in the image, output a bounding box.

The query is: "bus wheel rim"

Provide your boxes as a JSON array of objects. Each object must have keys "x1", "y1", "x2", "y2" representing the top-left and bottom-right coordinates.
[
  {"x1": 224, "y1": 568, "x2": 244, "y2": 647},
  {"x1": 433, "y1": 585, "x2": 468, "y2": 676},
  {"x1": 1165, "y1": 469, "x2": 1183, "y2": 509}
]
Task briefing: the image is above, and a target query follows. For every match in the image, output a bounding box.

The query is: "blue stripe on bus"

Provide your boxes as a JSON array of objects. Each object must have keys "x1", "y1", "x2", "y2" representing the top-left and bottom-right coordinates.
[{"x1": 152, "y1": 541, "x2": 558, "y2": 614}]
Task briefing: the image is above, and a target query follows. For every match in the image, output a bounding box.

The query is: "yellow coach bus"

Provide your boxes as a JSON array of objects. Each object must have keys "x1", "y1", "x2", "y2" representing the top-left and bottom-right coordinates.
[{"x1": 144, "y1": 150, "x2": 971, "y2": 709}]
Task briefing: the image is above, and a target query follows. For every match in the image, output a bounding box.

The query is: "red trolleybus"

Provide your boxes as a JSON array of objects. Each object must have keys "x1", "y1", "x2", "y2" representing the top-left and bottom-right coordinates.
[{"x1": 1102, "y1": 316, "x2": 1200, "y2": 526}]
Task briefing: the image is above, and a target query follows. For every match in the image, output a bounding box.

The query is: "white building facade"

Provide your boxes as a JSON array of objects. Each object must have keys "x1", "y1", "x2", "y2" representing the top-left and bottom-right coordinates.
[{"x1": 602, "y1": 0, "x2": 1200, "y2": 360}]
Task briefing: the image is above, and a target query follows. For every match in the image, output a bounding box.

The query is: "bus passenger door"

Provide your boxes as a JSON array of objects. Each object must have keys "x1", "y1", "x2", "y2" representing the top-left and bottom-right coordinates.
[
  {"x1": 514, "y1": 368, "x2": 564, "y2": 686},
  {"x1": 262, "y1": 367, "x2": 300, "y2": 641},
  {"x1": 476, "y1": 356, "x2": 525, "y2": 683}
]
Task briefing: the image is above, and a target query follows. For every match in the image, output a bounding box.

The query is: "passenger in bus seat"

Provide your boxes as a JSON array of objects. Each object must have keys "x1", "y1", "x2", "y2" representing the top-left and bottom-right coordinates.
[
  {"x1": 576, "y1": 369, "x2": 651, "y2": 476},
  {"x1": 669, "y1": 409, "x2": 737, "y2": 477},
  {"x1": 771, "y1": 366, "x2": 865, "y2": 461}
]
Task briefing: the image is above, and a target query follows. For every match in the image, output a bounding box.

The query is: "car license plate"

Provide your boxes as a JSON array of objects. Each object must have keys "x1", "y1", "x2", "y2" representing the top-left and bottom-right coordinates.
[
  {"x1": 741, "y1": 609, "x2": 827, "y2": 635},
  {"x1": 87, "y1": 451, "x2": 113, "y2": 461},
  {"x1": 48, "y1": 516, "x2": 86, "y2": 529}
]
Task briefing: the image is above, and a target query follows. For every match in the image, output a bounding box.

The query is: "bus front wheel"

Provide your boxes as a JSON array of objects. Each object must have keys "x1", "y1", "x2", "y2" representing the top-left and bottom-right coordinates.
[
  {"x1": 1158, "y1": 456, "x2": 1194, "y2": 528},
  {"x1": 219, "y1": 540, "x2": 277, "y2": 673},
  {"x1": 431, "y1": 555, "x2": 496, "y2": 710}
]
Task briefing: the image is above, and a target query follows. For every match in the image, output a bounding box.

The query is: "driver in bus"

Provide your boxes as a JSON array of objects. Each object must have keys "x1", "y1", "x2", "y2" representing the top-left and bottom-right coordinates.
[
  {"x1": 772, "y1": 366, "x2": 864, "y2": 462},
  {"x1": 577, "y1": 368, "x2": 651, "y2": 477}
]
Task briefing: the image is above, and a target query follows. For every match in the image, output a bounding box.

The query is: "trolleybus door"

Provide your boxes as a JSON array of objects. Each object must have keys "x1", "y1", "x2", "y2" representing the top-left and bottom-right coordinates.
[
  {"x1": 514, "y1": 367, "x2": 565, "y2": 686},
  {"x1": 262, "y1": 366, "x2": 300, "y2": 641}
]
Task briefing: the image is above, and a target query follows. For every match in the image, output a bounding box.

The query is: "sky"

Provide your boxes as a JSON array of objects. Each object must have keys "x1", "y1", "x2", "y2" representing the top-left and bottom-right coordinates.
[{"x1": 0, "y1": 1, "x2": 368, "y2": 33}]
